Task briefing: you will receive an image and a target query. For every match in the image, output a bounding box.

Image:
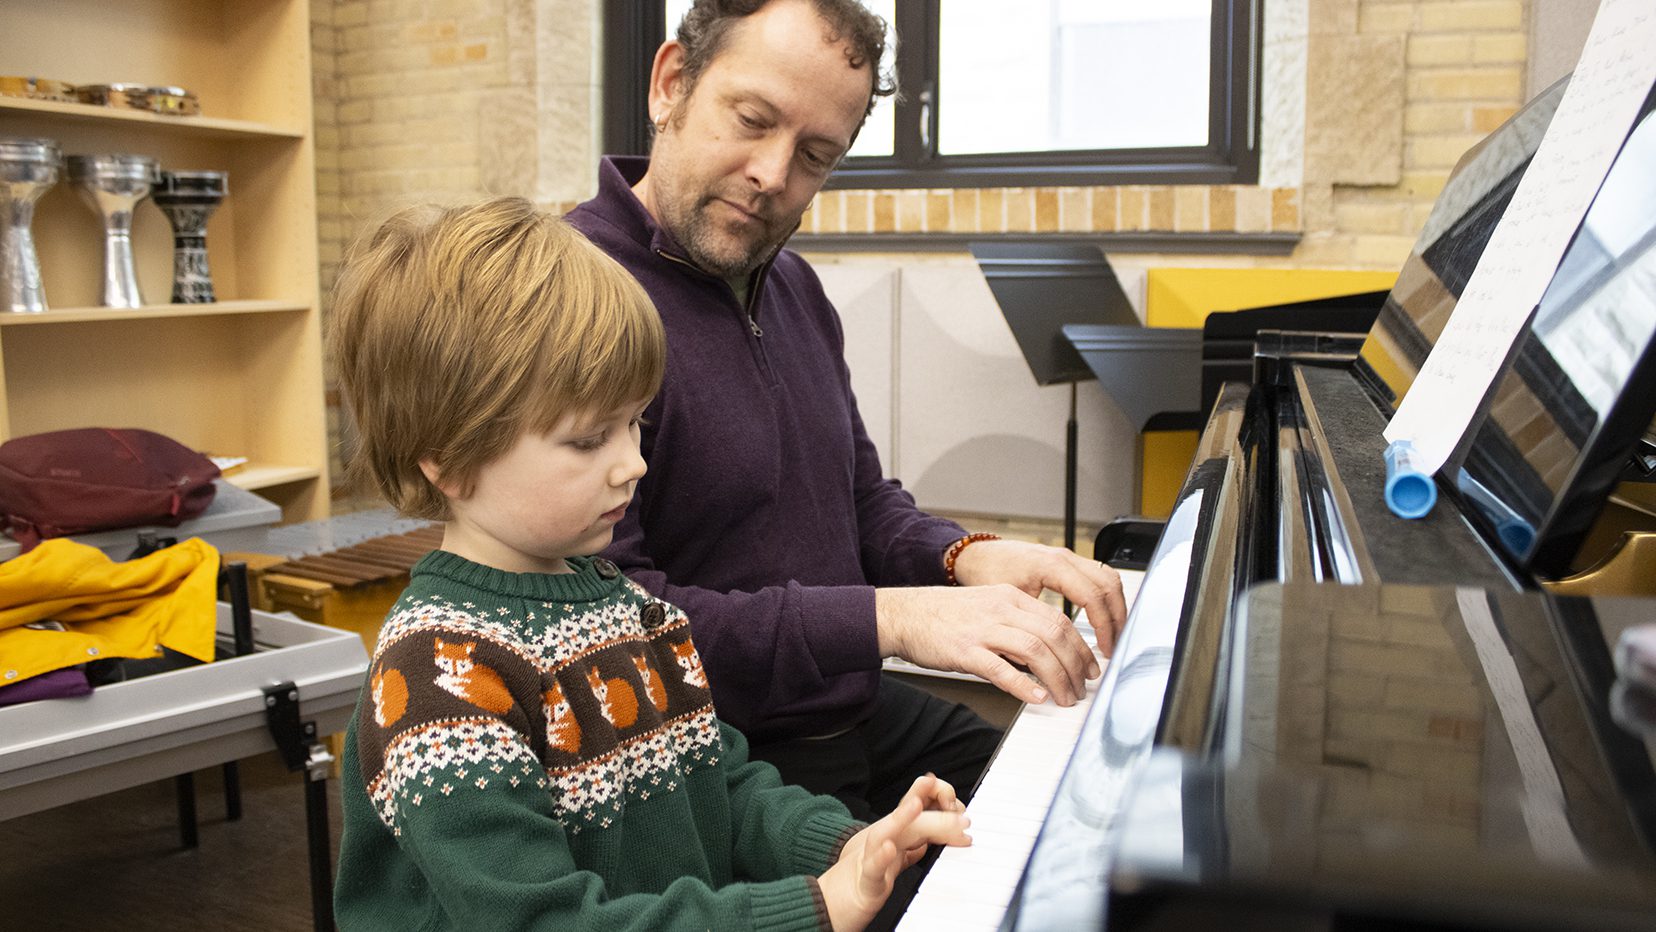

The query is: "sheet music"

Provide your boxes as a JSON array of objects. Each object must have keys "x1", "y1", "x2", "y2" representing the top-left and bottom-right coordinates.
[{"x1": 1384, "y1": 0, "x2": 1656, "y2": 473}]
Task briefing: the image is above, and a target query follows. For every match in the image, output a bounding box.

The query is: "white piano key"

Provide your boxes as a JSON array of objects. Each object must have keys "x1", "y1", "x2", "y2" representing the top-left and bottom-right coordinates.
[
  {"x1": 906, "y1": 862, "x2": 1019, "y2": 903},
  {"x1": 982, "y1": 742, "x2": 1068, "y2": 774},
  {"x1": 993, "y1": 717, "x2": 1083, "y2": 753},
  {"x1": 903, "y1": 573, "x2": 1148, "y2": 929},
  {"x1": 964, "y1": 796, "x2": 1054, "y2": 825},
  {"x1": 898, "y1": 897, "x2": 1008, "y2": 931},
  {"x1": 990, "y1": 723, "x2": 1083, "y2": 755},
  {"x1": 963, "y1": 811, "x2": 1044, "y2": 840},
  {"x1": 938, "y1": 839, "x2": 1035, "y2": 871},
  {"x1": 963, "y1": 801, "x2": 1051, "y2": 828},
  {"x1": 951, "y1": 821, "x2": 1037, "y2": 852},
  {"x1": 1020, "y1": 693, "x2": 1098, "y2": 719},
  {"x1": 975, "y1": 773, "x2": 1061, "y2": 805}
]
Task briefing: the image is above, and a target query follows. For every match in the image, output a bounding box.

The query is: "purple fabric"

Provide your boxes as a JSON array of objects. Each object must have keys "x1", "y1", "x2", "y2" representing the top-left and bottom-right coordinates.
[
  {"x1": 0, "y1": 666, "x2": 92, "y2": 707},
  {"x1": 568, "y1": 157, "x2": 966, "y2": 742}
]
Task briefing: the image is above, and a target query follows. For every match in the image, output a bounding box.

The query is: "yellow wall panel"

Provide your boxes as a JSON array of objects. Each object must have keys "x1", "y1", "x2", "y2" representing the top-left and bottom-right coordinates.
[{"x1": 1139, "y1": 268, "x2": 1398, "y2": 516}]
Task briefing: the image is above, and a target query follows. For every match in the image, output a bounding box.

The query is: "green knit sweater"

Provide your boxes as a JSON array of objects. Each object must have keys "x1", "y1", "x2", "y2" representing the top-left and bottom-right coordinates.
[{"x1": 334, "y1": 551, "x2": 860, "y2": 931}]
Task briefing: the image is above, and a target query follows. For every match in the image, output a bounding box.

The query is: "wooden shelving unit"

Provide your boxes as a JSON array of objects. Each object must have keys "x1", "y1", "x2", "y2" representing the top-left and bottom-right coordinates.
[
  {"x1": 0, "y1": 97, "x2": 303, "y2": 141},
  {"x1": 0, "y1": 0, "x2": 329, "y2": 523}
]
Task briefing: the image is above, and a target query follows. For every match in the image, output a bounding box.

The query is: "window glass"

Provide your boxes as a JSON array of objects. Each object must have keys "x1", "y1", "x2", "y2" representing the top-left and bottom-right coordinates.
[
  {"x1": 631, "y1": 0, "x2": 1259, "y2": 187},
  {"x1": 938, "y1": 0, "x2": 1210, "y2": 155}
]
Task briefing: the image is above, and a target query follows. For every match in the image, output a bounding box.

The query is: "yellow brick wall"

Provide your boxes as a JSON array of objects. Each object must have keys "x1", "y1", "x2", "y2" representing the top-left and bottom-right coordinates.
[{"x1": 312, "y1": 0, "x2": 589, "y2": 509}]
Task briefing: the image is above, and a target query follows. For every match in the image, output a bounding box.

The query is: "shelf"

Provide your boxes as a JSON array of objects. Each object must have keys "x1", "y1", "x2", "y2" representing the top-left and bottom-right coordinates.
[
  {"x1": 2, "y1": 0, "x2": 331, "y2": 523},
  {"x1": 224, "y1": 464, "x2": 321, "y2": 491},
  {"x1": 0, "y1": 96, "x2": 303, "y2": 141},
  {"x1": 0, "y1": 300, "x2": 310, "y2": 326}
]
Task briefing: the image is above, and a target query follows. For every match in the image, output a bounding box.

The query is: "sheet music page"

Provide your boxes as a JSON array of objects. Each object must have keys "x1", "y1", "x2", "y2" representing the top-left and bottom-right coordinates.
[{"x1": 1384, "y1": 0, "x2": 1656, "y2": 473}]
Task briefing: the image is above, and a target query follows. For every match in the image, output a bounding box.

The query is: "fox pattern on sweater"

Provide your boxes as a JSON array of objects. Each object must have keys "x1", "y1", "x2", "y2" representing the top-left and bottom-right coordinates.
[{"x1": 356, "y1": 563, "x2": 718, "y2": 836}]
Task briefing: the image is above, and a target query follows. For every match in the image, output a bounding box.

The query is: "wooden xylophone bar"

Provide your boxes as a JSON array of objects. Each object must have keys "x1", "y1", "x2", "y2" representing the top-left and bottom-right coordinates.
[{"x1": 258, "y1": 525, "x2": 445, "y2": 590}]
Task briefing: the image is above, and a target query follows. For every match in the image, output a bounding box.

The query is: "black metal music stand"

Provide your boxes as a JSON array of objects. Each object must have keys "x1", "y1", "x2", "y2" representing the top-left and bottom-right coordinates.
[{"x1": 970, "y1": 242, "x2": 1139, "y2": 609}]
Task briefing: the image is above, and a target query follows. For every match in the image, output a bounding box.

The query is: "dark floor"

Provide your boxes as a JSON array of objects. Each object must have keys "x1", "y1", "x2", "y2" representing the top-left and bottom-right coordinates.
[{"x1": 0, "y1": 751, "x2": 342, "y2": 931}]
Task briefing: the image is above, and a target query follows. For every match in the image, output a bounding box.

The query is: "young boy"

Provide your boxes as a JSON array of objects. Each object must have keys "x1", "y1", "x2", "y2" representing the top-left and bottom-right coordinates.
[{"x1": 328, "y1": 197, "x2": 970, "y2": 931}]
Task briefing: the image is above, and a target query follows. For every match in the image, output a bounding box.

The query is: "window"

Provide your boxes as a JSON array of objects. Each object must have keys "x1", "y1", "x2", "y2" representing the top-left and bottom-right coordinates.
[{"x1": 603, "y1": 0, "x2": 1261, "y2": 188}]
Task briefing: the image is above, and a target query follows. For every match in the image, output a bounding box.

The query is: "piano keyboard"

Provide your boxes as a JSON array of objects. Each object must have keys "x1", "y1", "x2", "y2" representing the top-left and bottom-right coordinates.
[{"x1": 897, "y1": 570, "x2": 1144, "y2": 931}]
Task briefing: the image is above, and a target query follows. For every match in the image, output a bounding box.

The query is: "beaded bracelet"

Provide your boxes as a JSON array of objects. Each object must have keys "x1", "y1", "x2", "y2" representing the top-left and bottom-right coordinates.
[{"x1": 943, "y1": 532, "x2": 1001, "y2": 585}]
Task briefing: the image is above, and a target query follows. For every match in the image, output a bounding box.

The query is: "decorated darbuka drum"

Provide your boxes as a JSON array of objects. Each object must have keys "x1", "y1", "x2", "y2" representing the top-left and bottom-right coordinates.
[
  {"x1": 153, "y1": 170, "x2": 227, "y2": 303},
  {"x1": 0, "y1": 137, "x2": 62, "y2": 314},
  {"x1": 66, "y1": 153, "x2": 160, "y2": 308}
]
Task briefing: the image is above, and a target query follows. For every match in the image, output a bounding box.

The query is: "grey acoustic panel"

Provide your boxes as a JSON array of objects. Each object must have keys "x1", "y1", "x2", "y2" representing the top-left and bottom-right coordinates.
[
  {"x1": 895, "y1": 258, "x2": 1136, "y2": 524},
  {"x1": 814, "y1": 260, "x2": 899, "y2": 470}
]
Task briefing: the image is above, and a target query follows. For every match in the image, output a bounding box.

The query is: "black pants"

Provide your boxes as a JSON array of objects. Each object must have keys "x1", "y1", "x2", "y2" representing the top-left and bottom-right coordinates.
[{"x1": 748, "y1": 675, "x2": 1005, "y2": 929}]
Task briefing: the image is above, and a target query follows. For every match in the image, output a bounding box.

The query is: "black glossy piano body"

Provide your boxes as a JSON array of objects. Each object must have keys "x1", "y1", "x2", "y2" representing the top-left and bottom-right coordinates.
[{"x1": 1003, "y1": 74, "x2": 1656, "y2": 931}]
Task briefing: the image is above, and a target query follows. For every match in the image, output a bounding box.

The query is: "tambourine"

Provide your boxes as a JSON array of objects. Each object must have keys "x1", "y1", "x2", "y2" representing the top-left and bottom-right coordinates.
[
  {"x1": 0, "y1": 75, "x2": 78, "y2": 103},
  {"x1": 76, "y1": 82, "x2": 200, "y2": 116}
]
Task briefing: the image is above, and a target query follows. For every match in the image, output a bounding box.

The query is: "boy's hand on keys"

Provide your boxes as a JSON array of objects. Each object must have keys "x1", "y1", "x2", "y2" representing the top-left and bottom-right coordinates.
[{"x1": 819, "y1": 774, "x2": 971, "y2": 931}]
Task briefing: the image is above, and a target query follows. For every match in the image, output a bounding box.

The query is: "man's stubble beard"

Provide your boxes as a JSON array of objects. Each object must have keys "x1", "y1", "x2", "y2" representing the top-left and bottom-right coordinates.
[
  {"x1": 685, "y1": 199, "x2": 783, "y2": 279},
  {"x1": 656, "y1": 171, "x2": 790, "y2": 280}
]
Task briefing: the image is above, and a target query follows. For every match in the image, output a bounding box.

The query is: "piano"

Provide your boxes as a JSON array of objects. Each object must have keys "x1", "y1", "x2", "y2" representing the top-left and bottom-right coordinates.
[{"x1": 905, "y1": 67, "x2": 1656, "y2": 931}]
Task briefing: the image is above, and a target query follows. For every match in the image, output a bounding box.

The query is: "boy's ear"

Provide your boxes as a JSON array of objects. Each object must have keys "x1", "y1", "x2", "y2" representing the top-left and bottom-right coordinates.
[{"x1": 418, "y1": 457, "x2": 462, "y2": 499}]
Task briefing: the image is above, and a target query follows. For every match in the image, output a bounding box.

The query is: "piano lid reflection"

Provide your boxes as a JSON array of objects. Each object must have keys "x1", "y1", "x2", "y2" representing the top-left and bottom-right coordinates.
[{"x1": 904, "y1": 65, "x2": 1656, "y2": 932}]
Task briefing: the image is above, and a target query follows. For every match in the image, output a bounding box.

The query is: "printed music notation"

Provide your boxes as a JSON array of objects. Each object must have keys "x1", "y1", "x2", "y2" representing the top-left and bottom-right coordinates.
[{"x1": 1384, "y1": 0, "x2": 1656, "y2": 474}]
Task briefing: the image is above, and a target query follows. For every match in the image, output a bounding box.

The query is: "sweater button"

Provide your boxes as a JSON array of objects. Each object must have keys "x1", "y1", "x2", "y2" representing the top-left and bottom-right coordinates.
[
  {"x1": 641, "y1": 602, "x2": 666, "y2": 629},
  {"x1": 593, "y1": 558, "x2": 619, "y2": 579}
]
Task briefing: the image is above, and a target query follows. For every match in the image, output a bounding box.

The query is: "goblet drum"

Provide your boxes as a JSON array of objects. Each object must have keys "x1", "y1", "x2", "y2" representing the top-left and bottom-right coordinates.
[
  {"x1": 0, "y1": 137, "x2": 61, "y2": 314},
  {"x1": 66, "y1": 153, "x2": 160, "y2": 308},
  {"x1": 153, "y1": 170, "x2": 227, "y2": 304}
]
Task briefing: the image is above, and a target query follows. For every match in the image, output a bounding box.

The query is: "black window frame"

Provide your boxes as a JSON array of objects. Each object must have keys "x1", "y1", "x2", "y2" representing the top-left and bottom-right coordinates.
[{"x1": 602, "y1": 0, "x2": 1262, "y2": 189}]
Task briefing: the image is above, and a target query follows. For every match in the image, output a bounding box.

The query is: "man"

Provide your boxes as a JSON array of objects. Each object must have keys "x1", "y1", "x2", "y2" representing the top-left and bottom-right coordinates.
[{"x1": 567, "y1": 0, "x2": 1126, "y2": 821}]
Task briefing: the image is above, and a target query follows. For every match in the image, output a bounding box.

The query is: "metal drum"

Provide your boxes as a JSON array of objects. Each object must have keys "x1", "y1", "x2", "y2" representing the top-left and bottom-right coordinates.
[
  {"x1": 66, "y1": 153, "x2": 160, "y2": 308},
  {"x1": 153, "y1": 170, "x2": 228, "y2": 303},
  {"x1": 0, "y1": 137, "x2": 62, "y2": 313}
]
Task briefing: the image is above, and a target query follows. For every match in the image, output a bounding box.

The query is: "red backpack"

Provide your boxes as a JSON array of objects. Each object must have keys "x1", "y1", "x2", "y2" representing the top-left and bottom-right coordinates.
[{"x1": 0, "y1": 428, "x2": 221, "y2": 552}]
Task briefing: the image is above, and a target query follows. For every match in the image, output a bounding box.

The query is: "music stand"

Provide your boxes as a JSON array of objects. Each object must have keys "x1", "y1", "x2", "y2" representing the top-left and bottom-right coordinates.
[{"x1": 970, "y1": 242, "x2": 1139, "y2": 608}]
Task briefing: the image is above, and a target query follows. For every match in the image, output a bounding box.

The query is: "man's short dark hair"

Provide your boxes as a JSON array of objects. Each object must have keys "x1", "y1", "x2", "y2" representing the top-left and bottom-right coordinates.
[{"x1": 674, "y1": 0, "x2": 898, "y2": 122}]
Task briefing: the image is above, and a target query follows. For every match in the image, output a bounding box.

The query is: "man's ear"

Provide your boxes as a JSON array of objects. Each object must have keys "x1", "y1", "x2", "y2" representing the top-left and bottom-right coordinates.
[{"x1": 647, "y1": 40, "x2": 688, "y2": 127}]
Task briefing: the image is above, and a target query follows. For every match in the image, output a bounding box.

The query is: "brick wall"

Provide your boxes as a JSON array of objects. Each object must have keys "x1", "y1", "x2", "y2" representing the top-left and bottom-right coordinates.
[
  {"x1": 312, "y1": 0, "x2": 1533, "y2": 509},
  {"x1": 312, "y1": 0, "x2": 596, "y2": 509}
]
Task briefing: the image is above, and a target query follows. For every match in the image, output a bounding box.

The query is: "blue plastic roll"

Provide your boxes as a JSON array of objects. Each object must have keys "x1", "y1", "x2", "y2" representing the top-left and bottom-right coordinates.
[
  {"x1": 1384, "y1": 440, "x2": 1437, "y2": 519},
  {"x1": 1455, "y1": 469, "x2": 1536, "y2": 555}
]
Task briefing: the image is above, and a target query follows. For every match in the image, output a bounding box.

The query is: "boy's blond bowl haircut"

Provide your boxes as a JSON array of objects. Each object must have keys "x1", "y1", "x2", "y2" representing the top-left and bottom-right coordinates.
[{"x1": 330, "y1": 196, "x2": 666, "y2": 520}]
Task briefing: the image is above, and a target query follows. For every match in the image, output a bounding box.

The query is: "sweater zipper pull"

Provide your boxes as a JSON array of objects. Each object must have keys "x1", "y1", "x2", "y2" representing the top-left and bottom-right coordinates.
[{"x1": 747, "y1": 315, "x2": 763, "y2": 338}]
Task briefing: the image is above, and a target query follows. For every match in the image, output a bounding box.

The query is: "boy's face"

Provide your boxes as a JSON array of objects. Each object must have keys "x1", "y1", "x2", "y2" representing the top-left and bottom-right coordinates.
[{"x1": 432, "y1": 399, "x2": 650, "y2": 574}]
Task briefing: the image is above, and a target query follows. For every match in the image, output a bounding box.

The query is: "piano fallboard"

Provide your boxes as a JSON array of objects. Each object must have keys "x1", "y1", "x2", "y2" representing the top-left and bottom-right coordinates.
[{"x1": 1104, "y1": 582, "x2": 1656, "y2": 931}]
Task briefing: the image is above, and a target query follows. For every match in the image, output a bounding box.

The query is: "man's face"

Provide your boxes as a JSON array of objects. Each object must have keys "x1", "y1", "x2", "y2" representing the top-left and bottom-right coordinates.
[{"x1": 638, "y1": 0, "x2": 872, "y2": 279}]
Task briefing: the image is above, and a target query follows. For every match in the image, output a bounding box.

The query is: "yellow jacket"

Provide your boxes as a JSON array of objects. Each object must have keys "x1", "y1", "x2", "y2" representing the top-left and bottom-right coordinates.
[{"x1": 0, "y1": 537, "x2": 219, "y2": 686}]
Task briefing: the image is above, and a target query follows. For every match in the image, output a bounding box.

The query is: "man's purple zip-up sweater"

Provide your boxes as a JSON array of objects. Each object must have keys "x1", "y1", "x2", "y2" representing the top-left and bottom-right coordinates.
[{"x1": 567, "y1": 156, "x2": 967, "y2": 743}]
